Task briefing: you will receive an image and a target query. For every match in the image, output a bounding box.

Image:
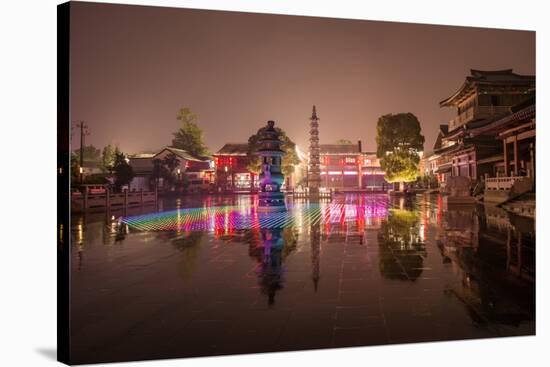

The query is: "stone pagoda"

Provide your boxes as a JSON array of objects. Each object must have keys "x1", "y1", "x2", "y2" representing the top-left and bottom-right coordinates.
[
  {"x1": 257, "y1": 120, "x2": 287, "y2": 211},
  {"x1": 308, "y1": 105, "x2": 321, "y2": 196}
]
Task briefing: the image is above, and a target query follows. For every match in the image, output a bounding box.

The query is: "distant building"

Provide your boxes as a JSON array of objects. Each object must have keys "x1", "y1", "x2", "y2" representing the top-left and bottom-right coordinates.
[
  {"x1": 128, "y1": 153, "x2": 156, "y2": 190},
  {"x1": 360, "y1": 151, "x2": 389, "y2": 190},
  {"x1": 421, "y1": 124, "x2": 453, "y2": 185},
  {"x1": 79, "y1": 162, "x2": 103, "y2": 176},
  {"x1": 317, "y1": 141, "x2": 388, "y2": 191},
  {"x1": 213, "y1": 143, "x2": 257, "y2": 192},
  {"x1": 128, "y1": 147, "x2": 213, "y2": 191}
]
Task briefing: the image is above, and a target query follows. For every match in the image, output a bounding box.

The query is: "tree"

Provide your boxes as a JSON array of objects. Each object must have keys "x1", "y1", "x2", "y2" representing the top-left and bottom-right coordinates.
[
  {"x1": 100, "y1": 144, "x2": 116, "y2": 173},
  {"x1": 246, "y1": 125, "x2": 300, "y2": 177},
  {"x1": 335, "y1": 139, "x2": 352, "y2": 144},
  {"x1": 171, "y1": 107, "x2": 210, "y2": 157},
  {"x1": 151, "y1": 153, "x2": 181, "y2": 190},
  {"x1": 163, "y1": 153, "x2": 181, "y2": 174},
  {"x1": 112, "y1": 148, "x2": 135, "y2": 191},
  {"x1": 74, "y1": 145, "x2": 101, "y2": 164},
  {"x1": 375, "y1": 113, "x2": 424, "y2": 190}
]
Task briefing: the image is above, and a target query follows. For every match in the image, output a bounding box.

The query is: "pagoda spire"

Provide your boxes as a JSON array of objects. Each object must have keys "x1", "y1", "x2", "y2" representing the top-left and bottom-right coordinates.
[{"x1": 308, "y1": 105, "x2": 321, "y2": 196}]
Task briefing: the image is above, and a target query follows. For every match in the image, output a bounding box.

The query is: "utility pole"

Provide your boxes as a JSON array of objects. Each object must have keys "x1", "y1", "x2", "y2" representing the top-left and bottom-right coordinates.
[{"x1": 76, "y1": 121, "x2": 89, "y2": 184}]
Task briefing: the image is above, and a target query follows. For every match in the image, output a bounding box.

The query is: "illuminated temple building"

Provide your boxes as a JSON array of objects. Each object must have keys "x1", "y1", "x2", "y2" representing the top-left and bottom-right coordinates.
[
  {"x1": 307, "y1": 107, "x2": 389, "y2": 191},
  {"x1": 318, "y1": 143, "x2": 388, "y2": 191},
  {"x1": 422, "y1": 70, "x2": 535, "y2": 190},
  {"x1": 213, "y1": 143, "x2": 390, "y2": 193},
  {"x1": 213, "y1": 143, "x2": 257, "y2": 192}
]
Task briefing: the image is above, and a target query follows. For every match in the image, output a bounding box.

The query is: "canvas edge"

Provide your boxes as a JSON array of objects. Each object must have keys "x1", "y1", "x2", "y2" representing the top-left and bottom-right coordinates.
[{"x1": 57, "y1": 1, "x2": 71, "y2": 365}]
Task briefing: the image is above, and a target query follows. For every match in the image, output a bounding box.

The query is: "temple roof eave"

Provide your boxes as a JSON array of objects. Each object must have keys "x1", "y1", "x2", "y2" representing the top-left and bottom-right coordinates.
[
  {"x1": 440, "y1": 79, "x2": 475, "y2": 107},
  {"x1": 439, "y1": 69, "x2": 535, "y2": 107}
]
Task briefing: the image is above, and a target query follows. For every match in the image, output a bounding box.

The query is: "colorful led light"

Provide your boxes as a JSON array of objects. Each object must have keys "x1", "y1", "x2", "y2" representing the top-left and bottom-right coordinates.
[{"x1": 122, "y1": 197, "x2": 389, "y2": 233}]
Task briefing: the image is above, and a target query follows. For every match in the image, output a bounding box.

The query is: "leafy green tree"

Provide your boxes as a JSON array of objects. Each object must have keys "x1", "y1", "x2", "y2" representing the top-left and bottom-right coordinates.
[
  {"x1": 74, "y1": 145, "x2": 101, "y2": 164},
  {"x1": 375, "y1": 113, "x2": 424, "y2": 190},
  {"x1": 246, "y1": 126, "x2": 300, "y2": 177},
  {"x1": 172, "y1": 107, "x2": 210, "y2": 157},
  {"x1": 112, "y1": 148, "x2": 135, "y2": 191},
  {"x1": 100, "y1": 144, "x2": 116, "y2": 172}
]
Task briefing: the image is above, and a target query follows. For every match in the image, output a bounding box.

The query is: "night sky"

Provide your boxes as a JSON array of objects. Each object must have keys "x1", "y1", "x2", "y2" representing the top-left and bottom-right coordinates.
[{"x1": 70, "y1": 2, "x2": 535, "y2": 155}]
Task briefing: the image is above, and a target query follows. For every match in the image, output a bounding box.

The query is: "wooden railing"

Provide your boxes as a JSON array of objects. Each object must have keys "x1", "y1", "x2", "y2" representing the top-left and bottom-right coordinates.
[
  {"x1": 485, "y1": 176, "x2": 527, "y2": 191},
  {"x1": 71, "y1": 189, "x2": 157, "y2": 212},
  {"x1": 449, "y1": 105, "x2": 511, "y2": 131},
  {"x1": 449, "y1": 107, "x2": 474, "y2": 131}
]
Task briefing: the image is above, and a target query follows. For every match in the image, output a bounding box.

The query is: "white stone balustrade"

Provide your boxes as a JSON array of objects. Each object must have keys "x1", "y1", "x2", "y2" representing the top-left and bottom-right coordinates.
[{"x1": 485, "y1": 176, "x2": 527, "y2": 191}]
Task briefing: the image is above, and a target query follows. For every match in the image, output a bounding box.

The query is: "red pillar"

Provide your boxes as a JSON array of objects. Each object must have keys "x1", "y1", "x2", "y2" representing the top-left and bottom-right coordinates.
[
  {"x1": 513, "y1": 136, "x2": 519, "y2": 176},
  {"x1": 503, "y1": 140, "x2": 509, "y2": 176}
]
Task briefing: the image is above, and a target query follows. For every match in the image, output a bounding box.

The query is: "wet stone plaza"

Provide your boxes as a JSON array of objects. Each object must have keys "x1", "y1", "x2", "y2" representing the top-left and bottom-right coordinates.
[{"x1": 70, "y1": 194, "x2": 535, "y2": 364}]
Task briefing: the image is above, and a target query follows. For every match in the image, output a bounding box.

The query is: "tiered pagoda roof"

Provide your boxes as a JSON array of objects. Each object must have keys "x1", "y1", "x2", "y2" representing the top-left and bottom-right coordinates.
[
  {"x1": 308, "y1": 105, "x2": 321, "y2": 190},
  {"x1": 257, "y1": 120, "x2": 284, "y2": 155},
  {"x1": 440, "y1": 69, "x2": 535, "y2": 107}
]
